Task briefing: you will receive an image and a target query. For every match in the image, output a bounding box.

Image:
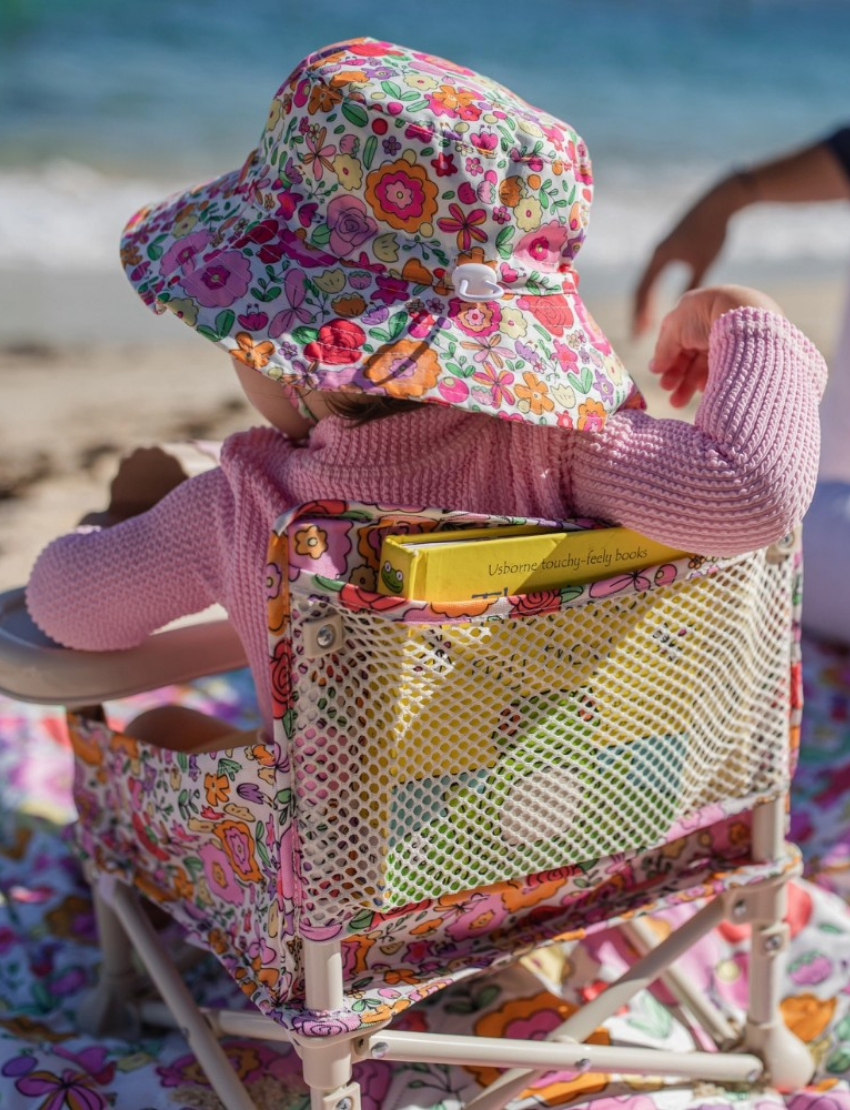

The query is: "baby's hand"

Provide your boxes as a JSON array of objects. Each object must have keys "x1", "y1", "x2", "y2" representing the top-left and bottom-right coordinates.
[{"x1": 650, "y1": 285, "x2": 782, "y2": 408}]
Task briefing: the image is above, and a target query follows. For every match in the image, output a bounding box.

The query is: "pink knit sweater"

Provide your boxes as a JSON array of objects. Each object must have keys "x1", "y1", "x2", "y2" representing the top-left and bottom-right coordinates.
[{"x1": 27, "y1": 309, "x2": 826, "y2": 733}]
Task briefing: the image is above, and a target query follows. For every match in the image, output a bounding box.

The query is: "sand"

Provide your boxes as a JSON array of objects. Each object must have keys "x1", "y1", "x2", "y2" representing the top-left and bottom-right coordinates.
[{"x1": 0, "y1": 273, "x2": 844, "y2": 592}]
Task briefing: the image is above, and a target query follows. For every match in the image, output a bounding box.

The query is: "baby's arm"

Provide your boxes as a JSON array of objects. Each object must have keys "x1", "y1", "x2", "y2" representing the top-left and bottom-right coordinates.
[
  {"x1": 26, "y1": 466, "x2": 231, "y2": 650},
  {"x1": 569, "y1": 301, "x2": 827, "y2": 556}
]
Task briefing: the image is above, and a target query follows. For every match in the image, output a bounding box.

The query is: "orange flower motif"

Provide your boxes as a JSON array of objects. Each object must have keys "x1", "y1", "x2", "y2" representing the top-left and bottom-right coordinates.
[
  {"x1": 329, "y1": 69, "x2": 369, "y2": 87},
  {"x1": 205, "y1": 772, "x2": 231, "y2": 806},
  {"x1": 363, "y1": 339, "x2": 441, "y2": 399},
  {"x1": 232, "y1": 331, "x2": 275, "y2": 370},
  {"x1": 498, "y1": 176, "x2": 523, "y2": 208},
  {"x1": 294, "y1": 524, "x2": 328, "y2": 559},
  {"x1": 308, "y1": 83, "x2": 342, "y2": 115},
  {"x1": 172, "y1": 866, "x2": 195, "y2": 902},
  {"x1": 468, "y1": 992, "x2": 610, "y2": 1101},
  {"x1": 430, "y1": 83, "x2": 478, "y2": 115},
  {"x1": 401, "y1": 257, "x2": 435, "y2": 286},
  {"x1": 781, "y1": 993, "x2": 836, "y2": 1043},
  {"x1": 214, "y1": 819, "x2": 263, "y2": 883},
  {"x1": 266, "y1": 539, "x2": 290, "y2": 635},
  {"x1": 515, "y1": 371, "x2": 554, "y2": 416},
  {"x1": 364, "y1": 158, "x2": 438, "y2": 232},
  {"x1": 120, "y1": 243, "x2": 142, "y2": 267},
  {"x1": 577, "y1": 397, "x2": 607, "y2": 431},
  {"x1": 332, "y1": 293, "x2": 367, "y2": 317}
]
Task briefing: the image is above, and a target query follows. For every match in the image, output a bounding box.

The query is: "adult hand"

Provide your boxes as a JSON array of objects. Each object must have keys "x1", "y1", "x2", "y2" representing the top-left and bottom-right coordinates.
[
  {"x1": 651, "y1": 285, "x2": 782, "y2": 409},
  {"x1": 632, "y1": 175, "x2": 753, "y2": 337}
]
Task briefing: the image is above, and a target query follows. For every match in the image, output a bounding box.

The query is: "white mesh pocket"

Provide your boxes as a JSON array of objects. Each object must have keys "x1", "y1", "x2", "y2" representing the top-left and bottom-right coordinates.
[{"x1": 290, "y1": 549, "x2": 792, "y2": 922}]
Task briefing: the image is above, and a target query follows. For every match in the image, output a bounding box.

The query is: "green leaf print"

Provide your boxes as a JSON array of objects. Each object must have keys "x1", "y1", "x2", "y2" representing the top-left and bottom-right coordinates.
[
  {"x1": 341, "y1": 102, "x2": 369, "y2": 128},
  {"x1": 215, "y1": 309, "x2": 235, "y2": 337},
  {"x1": 496, "y1": 225, "x2": 515, "y2": 259},
  {"x1": 387, "y1": 311, "x2": 409, "y2": 341},
  {"x1": 363, "y1": 135, "x2": 378, "y2": 171},
  {"x1": 291, "y1": 325, "x2": 320, "y2": 344}
]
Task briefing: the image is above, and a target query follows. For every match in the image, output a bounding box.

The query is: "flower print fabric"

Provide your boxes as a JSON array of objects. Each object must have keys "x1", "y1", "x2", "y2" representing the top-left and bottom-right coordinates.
[{"x1": 120, "y1": 37, "x2": 643, "y2": 428}]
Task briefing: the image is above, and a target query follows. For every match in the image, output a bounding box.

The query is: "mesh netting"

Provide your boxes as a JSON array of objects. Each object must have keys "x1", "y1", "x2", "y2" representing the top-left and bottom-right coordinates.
[{"x1": 290, "y1": 549, "x2": 792, "y2": 921}]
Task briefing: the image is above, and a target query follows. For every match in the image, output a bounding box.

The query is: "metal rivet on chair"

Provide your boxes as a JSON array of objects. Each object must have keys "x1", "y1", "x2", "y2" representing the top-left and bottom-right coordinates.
[
  {"x1": 371, "y1": 1041, "x2": 389, "y2": 1059},
  {"x1": 732, "y1": 899, "x2": 747, "y2": 919},
  {"x1": 317, "y1": 623, "x2": 336, "y2": 649},
  {"x1": 574, "y1": 1058, "x2": 592, "y2": 1073},
  {"x1": 336, "y1": 1099, "x2": 353, "y2": 1110}
]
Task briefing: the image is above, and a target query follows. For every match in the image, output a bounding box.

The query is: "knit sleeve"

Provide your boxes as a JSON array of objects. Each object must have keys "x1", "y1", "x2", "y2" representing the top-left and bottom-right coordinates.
[
  {"x1": 25, "y1": 465, "x2": 232, "y2": 650},
  {"x1": 568, "y1": 308, "x2": 827, "y2": 556}
]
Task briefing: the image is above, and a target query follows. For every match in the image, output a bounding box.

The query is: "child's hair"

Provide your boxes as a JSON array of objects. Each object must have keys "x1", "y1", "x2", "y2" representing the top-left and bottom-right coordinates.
[{"x1": 324, "y1": 394, "x2": 421, "y2": 426}]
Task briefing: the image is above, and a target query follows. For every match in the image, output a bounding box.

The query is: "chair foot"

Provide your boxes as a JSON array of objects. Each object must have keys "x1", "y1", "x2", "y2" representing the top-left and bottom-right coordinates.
[{"x1": 743, "y1": 1021, "x2": 814, "y2": 1090}]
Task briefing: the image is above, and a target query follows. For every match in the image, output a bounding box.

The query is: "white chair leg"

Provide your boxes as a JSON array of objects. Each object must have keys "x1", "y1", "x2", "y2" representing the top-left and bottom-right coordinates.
[
  {"x1": 76, "y1": 873, "x2": 140, "y2": 1040},
  {"x1": 740, "y1": 798, "x2": 814, "y2": 1089},
  {"x1": 301, "y1": 939, "x2": 361, "y2": 1110},
  {"x1": 100, "y1": 874, "x2": 258, "y2": 1110}
]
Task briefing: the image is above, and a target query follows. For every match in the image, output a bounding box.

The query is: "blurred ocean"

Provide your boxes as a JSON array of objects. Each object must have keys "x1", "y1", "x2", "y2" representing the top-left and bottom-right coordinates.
[{"x1": 2, "y1": 0, "x2": 850, "y2": 299}]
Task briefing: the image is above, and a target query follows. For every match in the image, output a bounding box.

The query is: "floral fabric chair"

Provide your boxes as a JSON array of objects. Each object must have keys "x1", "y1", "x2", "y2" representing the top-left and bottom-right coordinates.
[{"x1": 63, "y1": 501, "x2": 811, "y2": 1110}]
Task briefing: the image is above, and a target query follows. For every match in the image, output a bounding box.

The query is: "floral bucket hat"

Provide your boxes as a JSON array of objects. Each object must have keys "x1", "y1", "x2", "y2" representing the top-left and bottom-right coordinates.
[{"x1": 121, "y1": 38, "x2": 644, "y2": 430}]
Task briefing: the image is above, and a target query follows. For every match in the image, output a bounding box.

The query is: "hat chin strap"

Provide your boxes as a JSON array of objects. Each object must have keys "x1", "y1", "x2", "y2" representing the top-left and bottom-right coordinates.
[{"x1": 452, "y1": 263, "x2": 505, "y2": 302}]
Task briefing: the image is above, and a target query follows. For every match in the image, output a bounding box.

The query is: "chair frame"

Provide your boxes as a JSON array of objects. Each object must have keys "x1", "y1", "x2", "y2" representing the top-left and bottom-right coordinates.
[
  {"x1": 0, "y1": 508, "x2": 815, "y2": 1110},
  {"x1": 75, "y1": 794, "x2": 811, "y2": 1110}
]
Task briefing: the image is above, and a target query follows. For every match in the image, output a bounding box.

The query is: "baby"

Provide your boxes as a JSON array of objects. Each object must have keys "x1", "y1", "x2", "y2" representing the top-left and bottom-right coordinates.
[{"x1": 26, "y1": 37, "x2": 825, "y2": 749}]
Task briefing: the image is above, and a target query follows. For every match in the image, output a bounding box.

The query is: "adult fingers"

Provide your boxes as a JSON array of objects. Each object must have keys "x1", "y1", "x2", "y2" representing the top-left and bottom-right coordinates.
[{"x1": 632, "y1": 244, "x2": 673, "y2": 337}]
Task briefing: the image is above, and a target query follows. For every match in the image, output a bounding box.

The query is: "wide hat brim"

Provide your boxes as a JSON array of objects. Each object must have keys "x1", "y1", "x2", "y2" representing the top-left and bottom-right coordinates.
[{"x1": 120, "y1": 39, "x2": 643, "y2": 430}]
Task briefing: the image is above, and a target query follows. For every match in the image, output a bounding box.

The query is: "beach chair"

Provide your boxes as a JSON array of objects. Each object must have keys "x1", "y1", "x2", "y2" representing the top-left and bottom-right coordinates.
[{"x1": 0, "y1": 500, "x2": 814, "y2": 1110}]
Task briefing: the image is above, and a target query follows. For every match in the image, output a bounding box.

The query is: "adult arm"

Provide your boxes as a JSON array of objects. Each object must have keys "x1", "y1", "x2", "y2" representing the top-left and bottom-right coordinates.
[
  {"x1": 569, "y1": 307, "x2": 827, "y2": 556},
  {"x1": 25, "y1": 465, "x2": 232, "y2": 650},
  {"x1": 633, "y1": 132, "x2": 850, "y2": 335}
]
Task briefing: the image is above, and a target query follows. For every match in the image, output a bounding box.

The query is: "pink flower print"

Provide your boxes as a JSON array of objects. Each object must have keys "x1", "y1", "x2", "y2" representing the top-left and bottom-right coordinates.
[
  {"x1": 373, "y1": 275, "x2": 409, "y2": 306},
  {"x1": 298, "y1": 201, "x2": 319, "y2": 228},
  {"x1": 199, "y1": 842, "x2": 244, "y2": 904},
  {"x1": 493, "y1": 205, "x2": 511, "y2": 224},
  {"x1": 437, "y1": 203, "x2": 488, "y2": 251},
  {"x1": 276, "y1": 189, "x2": 303, "y2": 220},
  {"x1": 339, "y1": 134, "x2": 358, "y2": 154},
  {"x1": 182, "y1": 250, "x2": 251, "y2": 308},
  {"x1": 541, "y1": 122, "x2": 566, "y2": 149},
  {"x1": 431, "y1": 152, "x2": 457, "y2": 176},
  {"x1": 565, "y1": 138, "x2": 593, "y2": 184},
  {"x1": 465, "y1": 156, "x2": 483, "y2": 176},
  {"x1": 405, "y1": 122, "x2": 433, "y2": 144},
  {"x1": 448, "y1": 296, "x2": 501, "y2": 338},
  {"x1": 471, "y1": 128, "x2": 498, "y2": 152},
  {"x1": 326, "y1": 194, "x2": 378, "y2": 257},
  {"x1": 301, "y1": 126, "x2": 336, "y2": 180},
  {"x1": 159, "y1": 229, "x2": 213, "y2": 276},
  {"x1": 269, "y1": 270, "x2": 313, "y2": 337},
  {"x1": 462, "y1": 331, "x2": 513, "y2": 366},
  {"x1": 477, "y1": 178, "x2": 496, "y2": 204},
  {"x1": 473, "y1": 361, "x2": 515, "y2": 407},
  {"x1": 515, "y1": 222, "x2": 570, "y2": 269},
  {"x1": 409, "y1": 306, "x2": 436, "y2": 338},
  {"x1": 238, "y1": 305, "x2": 269, "y2": 330},
  {"x1": 554, "y1": 340, "x2": 579, "y2": 371},
  {"x1": 457, "y1": 181, "x2": 477, "y2": 205},
  {"x1": 15, "y1": 1068, "x2": 109, "y2": 1109}
]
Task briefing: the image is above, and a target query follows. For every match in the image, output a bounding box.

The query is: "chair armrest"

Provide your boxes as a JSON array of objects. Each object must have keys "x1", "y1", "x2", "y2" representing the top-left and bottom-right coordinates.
[{"x1": 0, "y1": 588, "x2": 248, "y2": 708}]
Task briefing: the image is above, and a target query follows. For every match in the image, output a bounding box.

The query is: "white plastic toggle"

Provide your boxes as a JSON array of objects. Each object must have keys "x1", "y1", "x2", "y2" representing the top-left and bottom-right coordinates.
[{"x1": 452, "y1": 262, "x2": 504, "y2": 302}]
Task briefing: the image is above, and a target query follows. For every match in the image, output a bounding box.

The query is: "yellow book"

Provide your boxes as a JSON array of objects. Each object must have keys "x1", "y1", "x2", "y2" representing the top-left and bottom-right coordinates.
[{"x1": 377, "y1": 525, "x2": 689, "y2": 602}]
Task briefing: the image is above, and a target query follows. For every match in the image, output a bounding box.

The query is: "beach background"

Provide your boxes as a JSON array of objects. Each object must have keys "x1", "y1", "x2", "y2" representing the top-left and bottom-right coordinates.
[{"x1": 2, "y1": 0, "x2": 850, "y2": 588}]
